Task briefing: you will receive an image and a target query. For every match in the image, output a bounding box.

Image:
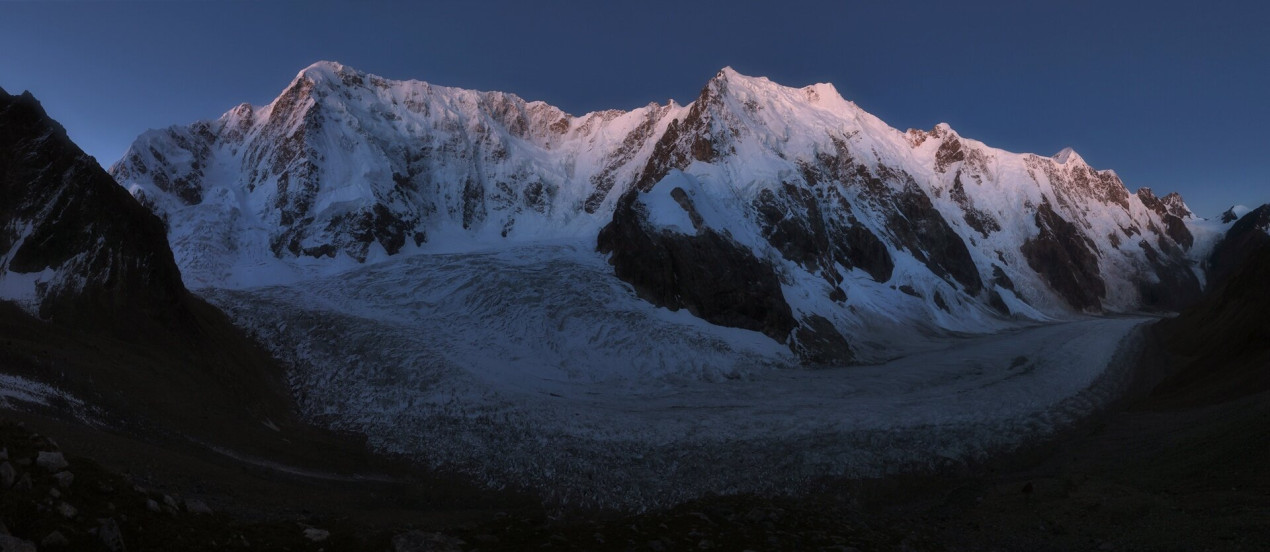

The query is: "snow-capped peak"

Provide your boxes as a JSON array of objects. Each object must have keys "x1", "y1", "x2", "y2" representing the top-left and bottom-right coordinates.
[
  {"x1": 708, "y1": 66, "x2": 805, "y2": 99},
  {"x1": 297, "y1": 60, "x2": 347, "y2": 80},
  {"x1": 1051, "y1": 146, "x2": 1084, "y2": 165}
]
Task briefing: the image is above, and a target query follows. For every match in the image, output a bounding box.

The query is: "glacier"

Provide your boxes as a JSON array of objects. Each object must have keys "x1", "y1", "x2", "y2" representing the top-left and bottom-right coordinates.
[{"x1": 205, "y1": 242, "x2": 1151, "y2": 507}]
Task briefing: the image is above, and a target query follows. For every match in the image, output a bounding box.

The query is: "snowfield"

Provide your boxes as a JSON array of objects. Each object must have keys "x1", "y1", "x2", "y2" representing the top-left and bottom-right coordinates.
[{"x1": 206, "y1": 243, "x2": 1151, "y2": 508}]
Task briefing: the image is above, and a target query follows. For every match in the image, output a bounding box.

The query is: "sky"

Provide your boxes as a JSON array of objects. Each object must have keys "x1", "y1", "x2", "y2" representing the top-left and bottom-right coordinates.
[{"x1": 2, "y1": 0, "x2": 1266, "y2": 216}]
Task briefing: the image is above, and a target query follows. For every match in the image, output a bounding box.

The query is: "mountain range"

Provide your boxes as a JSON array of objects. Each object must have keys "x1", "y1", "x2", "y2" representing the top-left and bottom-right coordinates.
[
  {"x1": 2, "y1": 63, "x2": 1269, "y2": 549},
  {"x1": 111, "y1": 62, "x2": 1226, "y2": 362}
]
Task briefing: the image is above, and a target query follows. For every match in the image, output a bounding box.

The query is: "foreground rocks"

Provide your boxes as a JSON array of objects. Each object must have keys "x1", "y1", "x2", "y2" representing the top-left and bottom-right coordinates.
[{"x1": 0, "y1": 419, "x2": 374, "y2": 551}]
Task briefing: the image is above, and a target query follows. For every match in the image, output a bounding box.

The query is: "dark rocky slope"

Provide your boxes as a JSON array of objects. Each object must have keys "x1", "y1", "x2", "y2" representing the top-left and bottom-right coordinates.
[
  {"x1": 1206, "y1": 204, "x2": 1270, "y2": 289},
  {"x1": 0, "y1": 87, "x2": 289, "y2": 440},
  {"x1": 1152, "y1": 207, "x2": 1270, "y2": 407},
  {"x1": 0, "y1": 87, "x2": 187, "y2": 333}
]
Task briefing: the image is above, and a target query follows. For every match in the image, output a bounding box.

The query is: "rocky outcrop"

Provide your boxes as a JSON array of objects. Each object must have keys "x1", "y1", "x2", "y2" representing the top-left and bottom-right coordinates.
[
  {"x1": 789, "y1": 315, "x2": 854, "y2": 365},
  {"x1": 1137, "y1": 188, "x2": 1194, "y2": 249},
  {"x1": 886, "y1": 179, "x2": 983, "y2": 295},
  {"x1": 1021, "y1": 201, "x2": 1106, "y2": 311},
  {"x1": 752, "y1": 183, "x2": 892, "y2": 289},
  {"x1": 597, "y1": 190, "x2": 795, "y2": 342}
]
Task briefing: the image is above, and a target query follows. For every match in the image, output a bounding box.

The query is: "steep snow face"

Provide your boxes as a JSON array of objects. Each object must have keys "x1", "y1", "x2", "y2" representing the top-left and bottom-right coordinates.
[
  {"x1": 115, "y1": 62, "x2": 1203, "y2": 358},
  {"x1": 112, "y1": 61, "x2": 685, "y2": 287}
]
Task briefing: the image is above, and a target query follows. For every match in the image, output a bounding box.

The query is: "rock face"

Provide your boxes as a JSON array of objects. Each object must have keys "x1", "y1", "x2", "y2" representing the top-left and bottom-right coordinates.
[
  {"x1": 1021, "y1": 201, "x2": 1106, "y2": 311},
  {"x1": 0, "y1": 88, "x2": 189, "y2": 330},
  {"x1": 114, "y1": 63, "x2": 1208, "y2": 362},
  {"x1": 598, "y1": 181, "x2": 795, "y2": 342}
]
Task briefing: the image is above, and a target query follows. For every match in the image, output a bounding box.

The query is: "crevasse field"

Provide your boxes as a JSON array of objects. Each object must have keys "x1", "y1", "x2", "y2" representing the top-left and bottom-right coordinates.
[{"x1": 206, "y1": 243, "x2": 1149, "y2": 509}]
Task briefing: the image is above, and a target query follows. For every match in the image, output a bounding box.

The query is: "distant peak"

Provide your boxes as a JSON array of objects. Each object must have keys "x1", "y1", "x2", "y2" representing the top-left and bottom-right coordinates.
[
  {"x1": 294, "y1": 60, "x2": 369, "y2": 89},
  {"x1": 928, "y1": 122, "x2": 960, "y2": 139},
  {"x1": 1052, "y1": 147, "x2": 1084, "y2": 165},
  {"x1": 299, "y1": 60, "x2": 348, "y2": 77},
  {"x1": 707, "y1": 66, "x2": 778, "y2": 90},
  {"x1": 1222, "y1": 204, "x2": 1252, "y2": 223}
]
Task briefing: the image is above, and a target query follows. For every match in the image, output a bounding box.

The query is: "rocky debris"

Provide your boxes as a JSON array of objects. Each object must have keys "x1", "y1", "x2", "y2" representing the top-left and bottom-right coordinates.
[
  {"x1": 392, "y1": 531, "x2": 466, "y2": 552},
  {"x1": 39, "y1": 531, "x2": 68, "y2": 548},
  {"x1": 145, "y1": 499, "x2": 160, "y2": 513},
  {"x1": 183, "y1": 498, "x2": 213, "y2": 515},
  {"x1": 35, "y1": 451, "x2": 67, "y2": 472},
  {"x1": 0, "y1": 535, "x2": 36, "y2": 552},
  {"x1": 303, "y1": 527, "x2": 330, "y2": 542},
  {"x1": 96, "y1": 518, "x2": 125, "y2": 552},
  {"x1": 56, "y1": 502, "x2": 77, "y2": 519},
  {"x1": 0, "y1": 462, "x2": 13, "y2": 488},
  {"x1": 52, "y1": 471, "x2": 73, "y2": 489}
]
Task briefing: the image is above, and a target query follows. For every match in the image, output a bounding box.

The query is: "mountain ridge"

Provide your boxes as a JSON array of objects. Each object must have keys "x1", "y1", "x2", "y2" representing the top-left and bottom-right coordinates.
[{"x1": 112, "y1": 61, "x2": 1213, "y2": 362}]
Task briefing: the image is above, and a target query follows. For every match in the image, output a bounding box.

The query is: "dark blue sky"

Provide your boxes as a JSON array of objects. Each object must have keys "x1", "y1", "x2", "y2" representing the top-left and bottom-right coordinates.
[{"x1": 3, "y1": 1, "x2": 1266, "y2": 216}]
